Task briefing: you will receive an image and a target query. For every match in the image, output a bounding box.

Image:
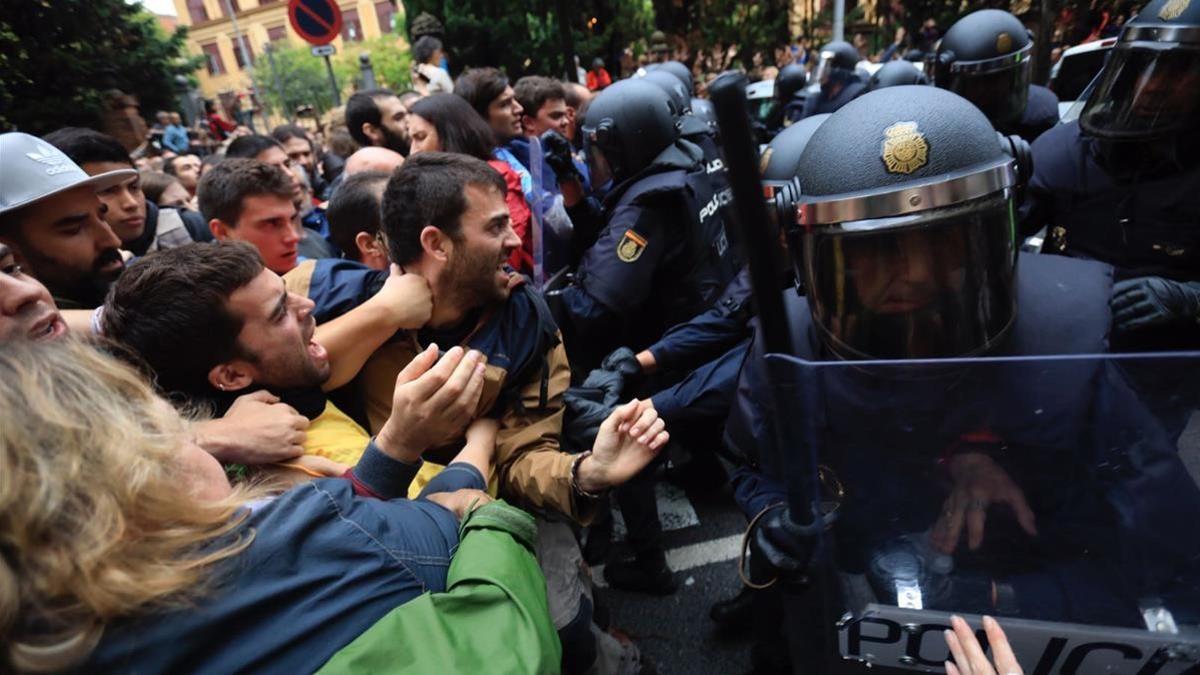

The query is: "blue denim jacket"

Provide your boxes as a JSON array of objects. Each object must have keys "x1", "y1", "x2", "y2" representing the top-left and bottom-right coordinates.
[{"x1": 83, "y1": 453, "x2": 486, "y2": 674}]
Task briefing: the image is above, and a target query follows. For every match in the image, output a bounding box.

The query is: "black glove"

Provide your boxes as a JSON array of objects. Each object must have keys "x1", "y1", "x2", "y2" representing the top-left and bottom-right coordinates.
[
  {"x1": 1111, "y1": 276, "x2": 1200, "y2": 333},
  {"x1": 540, "y1": 130, "x2": 582, "y2": 183},
  {"x1": 600, "y1": 346, "x2": 642, "y2": 378},
  {"x1": 752, "y1": 505, "x2": 817, "y2": 575},
  {"x1": 563, "y1": 368, "x2": 625, "y2": 452}
]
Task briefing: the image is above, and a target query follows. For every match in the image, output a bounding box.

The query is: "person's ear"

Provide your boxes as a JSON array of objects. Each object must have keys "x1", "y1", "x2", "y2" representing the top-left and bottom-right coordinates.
[
  {"x1": 207, "y1": 361, "x2": 254, "y2": 394},
  {"x1": 362, "y1": 122, "x2": 383, "y2": 146},
  {"x1": 419, "y1": 225, "x2": 450, "y2": 263},
  {"x1": 209, "y1": 218, "x2": 232, "y2": 240},
  {"x1": 355, "y1": 231, "x2": 388, "y2": 265}
]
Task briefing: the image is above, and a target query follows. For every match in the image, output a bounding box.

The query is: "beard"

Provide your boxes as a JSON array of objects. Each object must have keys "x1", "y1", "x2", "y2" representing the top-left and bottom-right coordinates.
[
  {"x1": 443, "y1": 242, "x2": 508, "y2": 310},
  {"x1": 28, "y1": 246, "x2": 124, "y2": 308},
  {"x1": 381, "y1": 125, "x2": 411, "y2": 157}
]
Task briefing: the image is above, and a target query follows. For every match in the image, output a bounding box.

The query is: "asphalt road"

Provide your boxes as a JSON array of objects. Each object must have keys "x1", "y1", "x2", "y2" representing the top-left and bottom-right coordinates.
[{"x1": 595, "y1": 468, "x2": 757, "y2": 675}]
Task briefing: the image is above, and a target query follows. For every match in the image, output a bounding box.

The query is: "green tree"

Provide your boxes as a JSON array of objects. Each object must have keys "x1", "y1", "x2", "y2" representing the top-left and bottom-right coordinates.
[
  {"x1": 254, "y1": 36, "x2": 413, "y2": 120},
  {"x1": 0, "y1": 0, "x2": 200, "y2": 134},
  {"x1": 400, "y1": 0, "x2": 654, "y2": 79}
]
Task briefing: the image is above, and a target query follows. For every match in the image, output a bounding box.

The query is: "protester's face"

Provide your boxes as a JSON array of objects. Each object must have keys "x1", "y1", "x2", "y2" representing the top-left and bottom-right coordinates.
[
  {"x1": 0, "y1": 243, "x2": 66, "y2": 342},
  {"x1": 158, "y1": 180, "x2": 191, "y2": 209},
  {"x1": 170, "y1": 113, "x2": 183, "y2": 125},
  {"x1": 443, "y1": 184, "x2": 521, "y2": 305},
  {"x1": 487, "y1": 86, "x2": 524, "y2": 141},
  {"x1": 281, "y1": 136, "x2": 315, "y2": 175},
  {"x1": 227, "y1": 269, "x2": 330, "y2": 391},
  {"x1": 225, "y1": 193, "x2": 300, "y2": 274},
  {"x1": 406, "y1": 114, "x2": 441, "y2": 154},
  {"x1": 1, "y1": 186, "x2": 124, "y2": 303},
  {"x1": 374, "y1": 95, "x2": 410, "y2": 154},
  {"x1": 173, "y1": 155, "x2": 202, "y2": 193},
  {"x1": 83, "y1": 161, "x2": 146, "y2": 245},
  {"x1": 256, "y1": 146, "x2": 304, "y2": 201},
  {"x1": 526, "y1": 97, "x2": 570, "y2": 137}
]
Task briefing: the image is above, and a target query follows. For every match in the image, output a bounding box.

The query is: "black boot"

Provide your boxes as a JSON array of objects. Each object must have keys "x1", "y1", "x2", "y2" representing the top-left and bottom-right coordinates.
[
  {"x1": 709, "y1": 587, "x2": 756, "y2": 629},
  {"x1": 603, "y1": 547, "x2": 678, "y2": 595}
]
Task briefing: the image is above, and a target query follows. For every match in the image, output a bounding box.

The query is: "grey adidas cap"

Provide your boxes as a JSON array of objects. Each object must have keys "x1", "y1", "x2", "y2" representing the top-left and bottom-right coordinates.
[{"x1": 0, "y1": 132, "x2": 137, "y2": 216}]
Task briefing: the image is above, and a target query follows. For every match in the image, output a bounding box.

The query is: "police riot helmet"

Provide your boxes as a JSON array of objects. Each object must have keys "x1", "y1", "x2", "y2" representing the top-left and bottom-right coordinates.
[
  {"x1": 792, "y1": 86, "x2": 1024, "y2": 360},
  {"x1": 814, "y1": 41, "x2": 861, "y2": 86},
  {"x1": 867, "y1": 60, "x2": 929, "y2": 92},
  {"x1": 776, "y1": 64, "x2": 809, "y2": 102},
  {"x1": 932, "y1": 9, "x2": 1033, "y2": 130},
  {"x1": 690, "y1": 97, "x2": 717, "y2": 135},
  {"x1": 582, "y1": 78, "x2": 679, "y2": 187},
  {"x1": 642, "y1": 69, "x2": 692, "y2": 118},
  {"x1": 660, "y1": 60, "x2": 695, "y2": 96},
  {"x1": 762, "y1": 113, "x2": 831, "y2": 189},
  {"x1": 761, "y1": 113, "x2": 831, "y2": 238},
  {"x1": 1079, "y1": 0, "x2": 1200, "y2": 143}
]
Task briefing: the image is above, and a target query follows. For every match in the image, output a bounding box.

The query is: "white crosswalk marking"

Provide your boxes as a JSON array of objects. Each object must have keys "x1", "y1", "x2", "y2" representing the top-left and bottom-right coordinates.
[{"x1": 593, "y1": 534, "x2": 743, "y2": 588}]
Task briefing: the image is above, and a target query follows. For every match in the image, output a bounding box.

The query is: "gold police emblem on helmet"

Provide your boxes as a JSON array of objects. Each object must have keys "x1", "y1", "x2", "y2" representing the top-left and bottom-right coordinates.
[
  {"x1": 616, "y1": 229, "x2": 647, "y2": 263},
  {"x1": 1160, "y1": 0, "x2": 1190, "y2": 20},
  {"x1": 881, "y1": 121, "x2": 929, "y2": 175},
  {"x1": 996, "y1": 32, "x2": 1013, "y2": 53}
]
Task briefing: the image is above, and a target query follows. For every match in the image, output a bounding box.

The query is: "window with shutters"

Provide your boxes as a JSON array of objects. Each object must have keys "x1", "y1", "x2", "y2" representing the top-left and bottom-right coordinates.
[
  {"x1": 342, "y1": 8, "x2": 363, "y2": 42},
  {"x1": 202, "y1": 43, "x2": 226, "y2": 75}
]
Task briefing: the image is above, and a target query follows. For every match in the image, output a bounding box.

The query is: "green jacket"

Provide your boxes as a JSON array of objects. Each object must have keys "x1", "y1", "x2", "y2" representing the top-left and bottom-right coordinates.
[{"x1": 317, "y1": 501, "x2": 561, "y2": 674}]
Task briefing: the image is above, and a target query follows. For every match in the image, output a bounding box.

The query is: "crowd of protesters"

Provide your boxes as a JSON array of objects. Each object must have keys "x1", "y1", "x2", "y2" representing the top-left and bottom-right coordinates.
[{"x1": 3, "y1": 0, "x2": 1193, "y2": 671}]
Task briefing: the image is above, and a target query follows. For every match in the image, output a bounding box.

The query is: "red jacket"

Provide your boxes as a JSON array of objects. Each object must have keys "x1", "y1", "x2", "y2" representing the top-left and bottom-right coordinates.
[
  {"x1": 587, "y1": 68, "x2": 613, "y2": 91},
  {"x1": 487, "y1": 159, "x2": 534, "y2": 274}
]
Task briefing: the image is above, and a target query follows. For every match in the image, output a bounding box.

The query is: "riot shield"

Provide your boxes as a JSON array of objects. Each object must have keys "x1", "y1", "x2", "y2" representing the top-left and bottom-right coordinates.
[{"x1": 765, "y1": 351, "x2": 1200, "y2": 674}]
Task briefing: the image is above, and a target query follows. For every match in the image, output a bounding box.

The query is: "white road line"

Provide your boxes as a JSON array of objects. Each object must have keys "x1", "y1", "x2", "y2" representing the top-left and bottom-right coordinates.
[{"x1": 593, "y1": 533, "x2": 743, "y2": 588}]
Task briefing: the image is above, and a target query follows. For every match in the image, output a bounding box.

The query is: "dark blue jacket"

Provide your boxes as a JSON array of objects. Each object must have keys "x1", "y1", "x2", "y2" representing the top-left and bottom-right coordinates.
[
  {"x1": 559, "y1": 141, "x2": 739, "y2": 372},
  {"x1": 1022, "y1": 121, "x2": 1200, "y2": 284}
]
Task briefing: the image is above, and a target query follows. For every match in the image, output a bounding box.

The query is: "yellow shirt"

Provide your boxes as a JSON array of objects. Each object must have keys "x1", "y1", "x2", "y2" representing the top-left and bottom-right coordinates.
[
  {"x1": 304, "y1": 400, "x2": 371, "y2": 465},
  {"x1": 303, "y1": 400, "x2": 497, "y2": 498}
]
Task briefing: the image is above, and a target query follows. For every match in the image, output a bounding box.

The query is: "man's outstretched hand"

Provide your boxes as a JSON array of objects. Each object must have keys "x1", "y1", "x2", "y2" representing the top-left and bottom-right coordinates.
[
  {"x1": 575, "y1": 399, "x2": 669, "y2": 494},
  {"x1": 375, "y1": 345, "x2": 487, "y2": 463}
]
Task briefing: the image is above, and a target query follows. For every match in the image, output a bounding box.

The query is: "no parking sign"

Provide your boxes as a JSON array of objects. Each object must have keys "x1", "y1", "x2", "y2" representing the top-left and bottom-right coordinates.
[{"x1": 287, "y1": 0, "x2": 342, "y2": 46}]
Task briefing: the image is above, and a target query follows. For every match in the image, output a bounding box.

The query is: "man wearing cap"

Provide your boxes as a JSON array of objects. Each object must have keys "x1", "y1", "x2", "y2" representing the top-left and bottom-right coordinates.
[{"x1": 0, "y1": 132, "x2": 135, "y2": 309}]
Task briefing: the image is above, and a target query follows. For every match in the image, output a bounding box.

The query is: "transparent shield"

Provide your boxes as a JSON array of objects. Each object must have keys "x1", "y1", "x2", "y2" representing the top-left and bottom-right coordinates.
[{"x1": 764, "y1": 350, "x2": 1200, "y2": 672}]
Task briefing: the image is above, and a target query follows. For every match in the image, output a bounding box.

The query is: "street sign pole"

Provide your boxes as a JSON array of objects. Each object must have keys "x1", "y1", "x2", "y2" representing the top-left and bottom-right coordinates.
[
  {"x1": 323, "y1": 54, "x2": 341, "y2": 107},
  {"x1": 288, "y1": 0, "x2": 344, "y2": 109}
]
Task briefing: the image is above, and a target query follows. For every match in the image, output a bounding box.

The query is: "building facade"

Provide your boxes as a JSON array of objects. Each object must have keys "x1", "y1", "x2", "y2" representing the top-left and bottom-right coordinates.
[{"x1": 172, "y1": 0, "x2": 403, "y2": 100}]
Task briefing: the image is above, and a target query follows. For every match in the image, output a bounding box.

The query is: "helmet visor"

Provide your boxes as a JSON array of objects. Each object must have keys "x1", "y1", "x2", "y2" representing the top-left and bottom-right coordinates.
[
  {"x1": 814, "y1": 50, "x2": 840, "y2": 84},
  {"x1": 803, "y1": 193, "x2": 1017, "y2": 360},
  {"x1": 1079, "y1": 43, "x2": 1200, "y2": 140},
  {"x1": 940, "y1": 59, "x2": 1032, "y2": 128},
  {"x1": 583, "y1": 130, "x2": 614, "y2": 188}
]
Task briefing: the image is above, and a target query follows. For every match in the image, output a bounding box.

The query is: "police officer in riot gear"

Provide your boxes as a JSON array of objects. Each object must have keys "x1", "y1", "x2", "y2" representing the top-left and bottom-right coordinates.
[
  {"x1": 801, "y1": 41, "x2": 867, "y2": 119},
  {"x1": 657, "y1": 60, "x2": 694, "y2": 97},
  {"x1": 774, "y1": 63, "x2": 810, "y2": 130},
  {"x1": 866, "y1": 59, "x2": 928, "y2": 92},
  {"x1": 716, "y1": 83, "x2": 1200, "y2": 668},
  {"x1": 931, "y1": 9, "x2": 1060, "y2": 141},
  {"x1": 560, "y1": 78, "x2": 739, "y2": 371},
  {"x1": 641, "y1": 70, "x2": 726, "y2": 176},
  {"x1": 1024, "y1": 0, "x2": 1200, "y2": 352},
  {"x1": 557, "y1": 78, "x2": 741, "y2": 592}
]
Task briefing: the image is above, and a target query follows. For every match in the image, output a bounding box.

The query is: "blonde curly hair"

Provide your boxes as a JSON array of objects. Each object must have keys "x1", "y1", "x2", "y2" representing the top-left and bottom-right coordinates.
[{"x1": 0, "y1": 339, "x2": 257, "y2": 673}]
